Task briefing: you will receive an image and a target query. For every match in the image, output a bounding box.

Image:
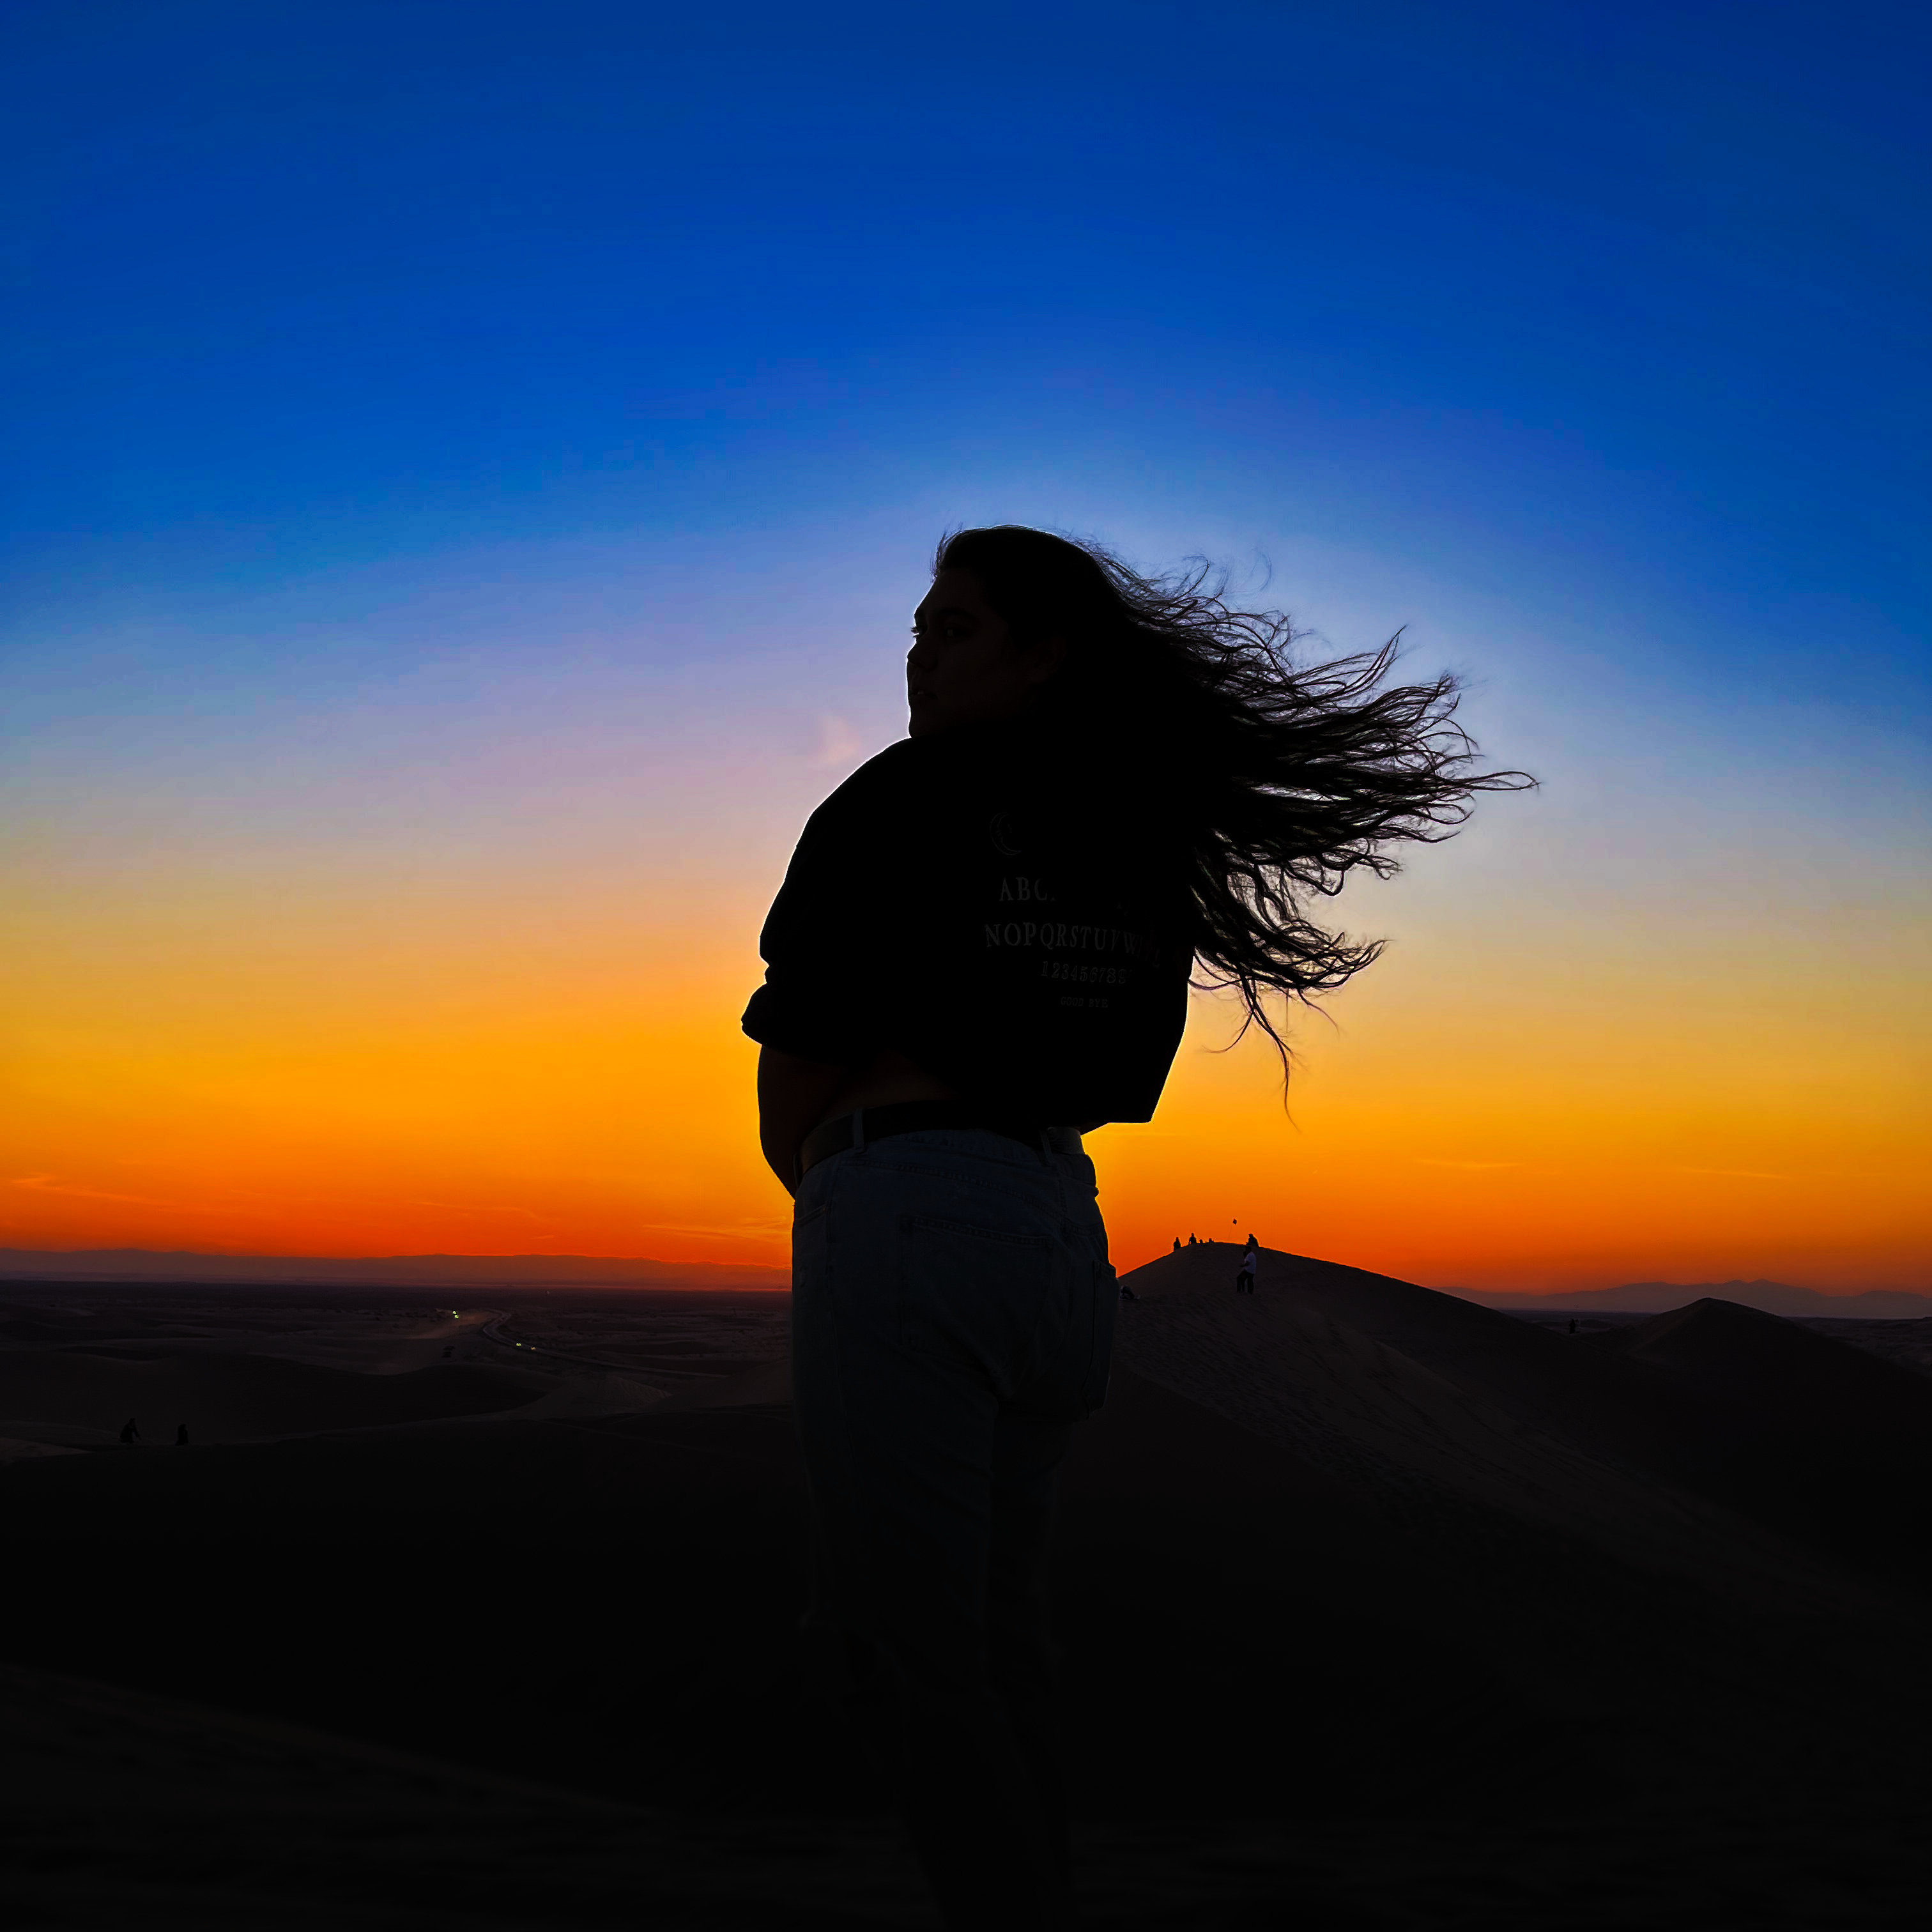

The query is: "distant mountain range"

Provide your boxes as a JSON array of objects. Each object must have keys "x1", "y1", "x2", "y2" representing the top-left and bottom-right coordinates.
[
  {"x1": 0, "y1": 1248, "x2": 790, "y2": 1291},
  {"x1": 1455, "y1": 1278, "x2": 1932, "y2": 1319}
]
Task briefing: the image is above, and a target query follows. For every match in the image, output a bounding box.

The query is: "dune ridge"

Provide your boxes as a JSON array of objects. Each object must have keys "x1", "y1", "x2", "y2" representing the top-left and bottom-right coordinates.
[{"x1": 1121, "y1": 1243, "x2": 1932, "y2": 1605}]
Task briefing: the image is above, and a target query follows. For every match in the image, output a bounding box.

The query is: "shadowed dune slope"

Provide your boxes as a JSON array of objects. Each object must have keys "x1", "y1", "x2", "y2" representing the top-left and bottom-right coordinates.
[
  {"x1": 654, "y1": 1355, "x2": 793, "y2": 1411},
  {"x1": 0, "y1": 1659, "x2": 931, "y2": 1932},
  {"x1": 1119, "y1": 1243, "x2": 1932, "y2": 1599},
  {"x1": 0, "y1": 1349, "x2": 544, "y2": 1442},
  {"x1": 3, "y1": 1326, "x2": 1928, "y2": 1824},
  {"x1": 1611, "y1": 1294, "x2": 1932, "y2": 1410},
  {"x1": 1, "y1": 1406, "x2": 827, "y2": 1809},
  {"x1": 5, "y1": 1262, "x2": 1932, "y2": 1926}
]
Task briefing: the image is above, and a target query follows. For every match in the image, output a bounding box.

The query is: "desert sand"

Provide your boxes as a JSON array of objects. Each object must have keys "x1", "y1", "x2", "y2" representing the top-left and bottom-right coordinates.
[{"x1": 3, "y1": 1250, "x2": 1929, "y2": 1927}]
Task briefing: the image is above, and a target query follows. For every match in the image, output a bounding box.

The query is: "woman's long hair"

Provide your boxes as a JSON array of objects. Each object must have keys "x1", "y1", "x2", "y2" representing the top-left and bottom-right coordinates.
[{"x1": 935, "y1": 525, "x2": 1533, "y2": 1069}]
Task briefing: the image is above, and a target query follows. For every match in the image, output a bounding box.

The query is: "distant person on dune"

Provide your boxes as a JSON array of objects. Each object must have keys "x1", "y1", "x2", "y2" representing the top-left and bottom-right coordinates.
[
  {"x1": 1245, "y1": 1232, "x2": 1258, "y2": 1254},
  {"x1": 1172, "y1": 1236, "x2": 1180, "y2": 1252},
  {"x1": 118, "y1": 1417, "x2": 139, "y2": 1445},
  {"x1": 746, "y1": 523, "x2": 1526, "y2": 1931},
  {"x1": 1235, "y1": 1250, "x2": 1257, "y2": 1295},
  {"x1": 174, "y1": 1422, "x2": 189, "y2": 1446}
]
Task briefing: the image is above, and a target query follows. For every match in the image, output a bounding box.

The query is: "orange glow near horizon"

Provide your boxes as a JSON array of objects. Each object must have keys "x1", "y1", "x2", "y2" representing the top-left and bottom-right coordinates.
[{"x1": 6, "y1": 852, "x2": 1926, "y2": 1294}]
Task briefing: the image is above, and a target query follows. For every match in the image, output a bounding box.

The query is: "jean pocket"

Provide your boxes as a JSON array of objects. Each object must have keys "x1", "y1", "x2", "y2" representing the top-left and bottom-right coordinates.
[
  {"x1": 898, "y1": 1212, "x2": 1054, "y2": 1399},
  {"x1": 790, "y1": 1198, "x2": 831, "y2": 1320}
]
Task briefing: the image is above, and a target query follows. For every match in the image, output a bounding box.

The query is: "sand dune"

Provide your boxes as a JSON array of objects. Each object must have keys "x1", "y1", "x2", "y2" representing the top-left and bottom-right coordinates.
[
  {"x1": 0, "y1": 1657, "x2": 937, "y2": 1931},
  {"x1": 3, "y1": 1257, "x2": 1930, "y2": 1925},
  {"x1": 1121, "y1": 1241, "x2": 1932, "y2": 1604},
  {"x1": 1613, "y1": 1291, "x2": 1931, "y2": 1404},
  {"x1": 1123, "y1": 1246, "x2": 1764, "y2": 1569},
  {"x1": 652, "y1": 1354, "x2": 795, "y2": 1410},
  {"x1": 0, "y1": 1436, "x2": 81, "y2": 1464},
  {"x1": 0, "y1": 1348, "x2": 546, "y2": 1445},
  {"x1": 511, "y1": 1370, "x2": 674, "y2": 1418}
]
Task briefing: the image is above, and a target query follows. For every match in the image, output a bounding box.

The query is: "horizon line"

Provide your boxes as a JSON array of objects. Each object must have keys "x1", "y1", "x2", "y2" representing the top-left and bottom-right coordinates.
[{"x1": 0, "y1": 1246, "x2": 1923, "y2": 1303}]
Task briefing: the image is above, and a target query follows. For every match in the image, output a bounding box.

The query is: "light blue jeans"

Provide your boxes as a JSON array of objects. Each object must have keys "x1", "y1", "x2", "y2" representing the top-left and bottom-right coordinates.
[{"x1": 790, "y1": 1124, "x2": 1114, "y2": 1929}]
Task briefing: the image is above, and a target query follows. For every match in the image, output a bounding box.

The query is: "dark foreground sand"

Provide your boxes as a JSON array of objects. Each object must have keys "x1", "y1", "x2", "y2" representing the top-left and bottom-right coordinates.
[{"x1": 3, "y1": 1254, "x2": 1929, "y2": 1927}]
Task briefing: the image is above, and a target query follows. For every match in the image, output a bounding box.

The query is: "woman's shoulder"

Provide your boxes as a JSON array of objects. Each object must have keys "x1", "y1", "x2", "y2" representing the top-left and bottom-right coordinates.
[
  {"x1": 808, "y1": 721, "x2": 1178, "y2": 839},
  {"x1": 820, "y1": 729, "x2": 1013, "y2": 808},
  {"x1": 793, "y1": 737, "x2": 954, "y2": 859},
  {"x1": 808, "y1": 735, "x2": 938, "y2": 817}
]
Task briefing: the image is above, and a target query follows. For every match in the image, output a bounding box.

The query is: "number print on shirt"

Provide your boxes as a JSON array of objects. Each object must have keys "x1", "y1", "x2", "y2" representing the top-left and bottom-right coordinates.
[{"x1": 1041, "y1": 960, "x2": 1131, "y2": 985}]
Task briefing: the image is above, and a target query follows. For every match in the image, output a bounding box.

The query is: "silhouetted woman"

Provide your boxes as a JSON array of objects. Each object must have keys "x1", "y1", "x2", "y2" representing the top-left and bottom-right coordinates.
[{"x1": 744, "y1": 525, "x2": 1525, "y2": 1929}]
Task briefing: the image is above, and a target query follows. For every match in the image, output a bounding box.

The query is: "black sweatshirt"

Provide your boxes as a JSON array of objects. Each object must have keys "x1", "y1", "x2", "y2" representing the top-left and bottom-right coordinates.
[{"x1": 741, "y1": 717, "x2": 1195, "y2": 1124}]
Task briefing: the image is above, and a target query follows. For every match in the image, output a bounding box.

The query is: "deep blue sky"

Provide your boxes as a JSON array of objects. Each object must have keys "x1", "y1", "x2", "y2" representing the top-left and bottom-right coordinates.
[
  {"x1": 6, "y1": 0, "x2": 1926, "y2": 649},
  {"x1": 6, "y1": 0, "x2": 1927, "y2": 880}
]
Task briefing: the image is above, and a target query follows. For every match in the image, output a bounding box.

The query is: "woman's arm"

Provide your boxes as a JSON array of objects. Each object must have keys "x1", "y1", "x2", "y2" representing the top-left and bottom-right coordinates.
[{"x1": 757, "y1": 1045, "x2": 848, "y2": 1196}]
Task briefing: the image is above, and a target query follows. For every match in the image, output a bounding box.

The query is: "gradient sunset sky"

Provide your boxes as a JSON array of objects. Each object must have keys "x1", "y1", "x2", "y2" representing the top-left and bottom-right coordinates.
[{"x1": 4, "y1": 1, "x2": 1926, "y2": 1293}]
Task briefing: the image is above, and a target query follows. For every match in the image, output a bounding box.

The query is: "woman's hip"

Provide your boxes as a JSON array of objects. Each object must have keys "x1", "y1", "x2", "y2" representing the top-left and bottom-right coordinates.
[{"x1": 791, "y1": 1136, "x2": 1112, "y2": 1420}]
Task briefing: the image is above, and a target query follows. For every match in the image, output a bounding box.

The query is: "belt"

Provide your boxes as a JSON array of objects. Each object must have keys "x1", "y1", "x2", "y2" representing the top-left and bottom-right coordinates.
[{"x1": 797, "y1": 1102, "x2": 1082, "y2": 1181}]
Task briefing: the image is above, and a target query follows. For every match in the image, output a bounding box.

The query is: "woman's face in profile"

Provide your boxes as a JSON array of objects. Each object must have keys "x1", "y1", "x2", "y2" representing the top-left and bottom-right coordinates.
[{"x1": 907, "y1": 568, "x2": 1062, "y2": 739}]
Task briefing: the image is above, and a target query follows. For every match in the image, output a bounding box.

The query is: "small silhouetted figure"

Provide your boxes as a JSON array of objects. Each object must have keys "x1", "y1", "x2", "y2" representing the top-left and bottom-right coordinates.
[
  {"x1": 174, "y1": 1423, "x2": 189, "y2": 1446},
  {"x1": 1171, "y1": 1236, "x2": 1180, "y2": 1253},
  {"x1": 1234, "y1": 1250, "x2": 1257, "y2": 1295},
  {"x1": 1245, "y1": 1232, "x2": 1258, "y2": 1255},
  {"x1": 1568, "y1": 1317, "x2": 1578, "y2": 1335},
  {"x1": 118, "y1": 1418, "x2": 139, "y2": 1445},
  {"x1": 1119, "y1": 1283, "x2": 1138, "y2": 1303},
  {"x1": 1188, "y1": 1232, "x2": 1197, "y2": 1246}
]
